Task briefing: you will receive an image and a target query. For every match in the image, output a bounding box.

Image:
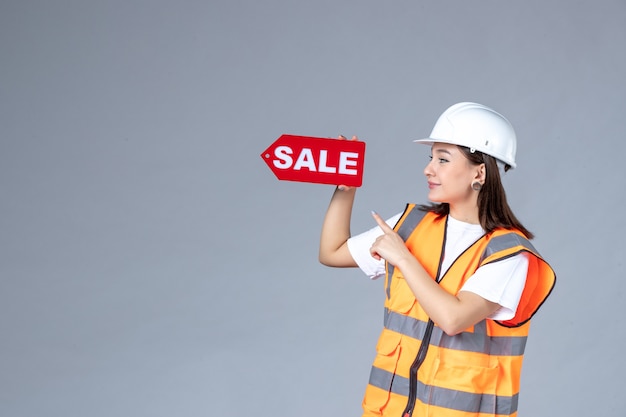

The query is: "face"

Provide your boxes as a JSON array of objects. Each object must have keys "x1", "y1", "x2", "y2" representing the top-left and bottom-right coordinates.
[{"x1": 423, "y1": 143, "x2": 484, "y2": 206}]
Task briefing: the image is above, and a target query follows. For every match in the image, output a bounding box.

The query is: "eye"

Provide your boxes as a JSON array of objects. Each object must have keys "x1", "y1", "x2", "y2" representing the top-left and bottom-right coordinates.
[{"x1": 429, "y1": 155, "x2": 449, "y2": 163}]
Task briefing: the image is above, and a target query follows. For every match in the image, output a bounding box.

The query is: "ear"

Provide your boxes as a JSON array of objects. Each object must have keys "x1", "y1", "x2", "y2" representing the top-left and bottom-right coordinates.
[{"x1": 474, "y1": 163, "x2": 486, "y2": 182}]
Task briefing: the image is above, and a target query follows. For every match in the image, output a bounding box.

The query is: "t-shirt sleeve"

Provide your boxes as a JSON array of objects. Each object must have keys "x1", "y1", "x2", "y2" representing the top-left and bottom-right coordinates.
[
  {"x1": 346, "y1": 213, "x2": 402, "y2": 280},
  {"x1": 459, "y1": 253, "x2": 530, "y2": 321}
]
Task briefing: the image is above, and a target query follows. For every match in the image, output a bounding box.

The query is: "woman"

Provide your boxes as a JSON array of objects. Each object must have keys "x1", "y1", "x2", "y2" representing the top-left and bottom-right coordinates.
[{"x1": 319, "y1": 102, "x2": 556, "y2": 417}]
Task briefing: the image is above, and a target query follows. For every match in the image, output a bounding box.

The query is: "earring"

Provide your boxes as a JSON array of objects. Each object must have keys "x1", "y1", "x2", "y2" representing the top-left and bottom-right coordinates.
[{"x1": 472, "y1": 181, "x2": 482, "y2": 191}]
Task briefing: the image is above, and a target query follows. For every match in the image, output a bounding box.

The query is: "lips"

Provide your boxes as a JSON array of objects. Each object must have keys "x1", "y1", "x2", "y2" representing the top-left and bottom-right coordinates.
[{"x1": 427, "y1": 181, "x2": 439, "y2": 189}]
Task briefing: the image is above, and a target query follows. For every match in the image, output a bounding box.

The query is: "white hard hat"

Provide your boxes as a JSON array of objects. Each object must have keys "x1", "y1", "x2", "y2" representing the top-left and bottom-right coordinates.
[{"x1": 414, "y1": 102, "x2": 517, "y2": 169}]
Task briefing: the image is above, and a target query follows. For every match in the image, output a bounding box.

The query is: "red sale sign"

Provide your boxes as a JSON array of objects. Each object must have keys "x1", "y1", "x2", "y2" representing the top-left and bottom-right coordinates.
[{"x1": 260, "y1": 135, "x2": 366, "y2": 187}]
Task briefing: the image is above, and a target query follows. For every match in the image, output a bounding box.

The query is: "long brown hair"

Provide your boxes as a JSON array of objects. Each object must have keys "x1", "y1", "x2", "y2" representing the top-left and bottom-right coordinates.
[{"x1": 419, "y1": 146, "x2": 534, "y2": 239}]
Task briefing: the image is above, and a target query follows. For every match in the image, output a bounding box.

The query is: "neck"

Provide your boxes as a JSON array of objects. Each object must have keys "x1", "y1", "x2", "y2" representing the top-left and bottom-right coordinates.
[{"x1": 448, "y1": 203, "x2": 480, "y2": 225}]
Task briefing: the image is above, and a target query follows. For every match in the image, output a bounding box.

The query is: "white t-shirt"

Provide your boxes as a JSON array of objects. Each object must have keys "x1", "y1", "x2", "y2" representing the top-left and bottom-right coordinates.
[{"x1": 346, "y1": 213, "x2": 529, "y2": 321}]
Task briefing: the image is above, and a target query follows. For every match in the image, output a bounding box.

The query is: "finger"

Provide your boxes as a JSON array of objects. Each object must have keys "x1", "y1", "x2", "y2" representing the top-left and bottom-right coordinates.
[
  {"x1": 338, "y1": 135, "x2": 359, "y2": 141},
  {"x1": 369, "y1": 241, "x2": 382, "y2": 260},
  {"x1": 371, "y1": 211, "x2": 394, "y2": 233}
]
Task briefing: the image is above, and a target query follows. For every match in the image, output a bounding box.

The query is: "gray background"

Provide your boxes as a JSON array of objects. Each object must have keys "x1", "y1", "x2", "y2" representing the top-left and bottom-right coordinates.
[{"x1": 1, "y1": 1, "x2": 625, "y2": 416}]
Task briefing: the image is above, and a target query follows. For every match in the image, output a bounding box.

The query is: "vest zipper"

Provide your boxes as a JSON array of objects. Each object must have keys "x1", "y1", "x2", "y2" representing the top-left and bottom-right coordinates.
[{"x1": 401, "y1": 318, "x2": 435, "y2": 417}]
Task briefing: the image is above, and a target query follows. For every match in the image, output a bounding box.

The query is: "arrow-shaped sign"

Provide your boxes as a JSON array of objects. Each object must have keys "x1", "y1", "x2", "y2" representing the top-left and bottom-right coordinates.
[{"x1": 260, "y1": 134, "x2": 366, "y2": 187}]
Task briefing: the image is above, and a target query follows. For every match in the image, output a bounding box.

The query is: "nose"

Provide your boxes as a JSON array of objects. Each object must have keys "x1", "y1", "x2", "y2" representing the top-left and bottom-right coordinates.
[{"x1": 423, "y1": 158, "x2": 434, "y2": 178}]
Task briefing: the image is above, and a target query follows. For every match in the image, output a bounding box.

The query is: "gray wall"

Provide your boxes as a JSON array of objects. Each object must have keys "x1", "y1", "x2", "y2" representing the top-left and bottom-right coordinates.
[{"x1": 1, "y1": 1, "x2": 624, "y2": 416}]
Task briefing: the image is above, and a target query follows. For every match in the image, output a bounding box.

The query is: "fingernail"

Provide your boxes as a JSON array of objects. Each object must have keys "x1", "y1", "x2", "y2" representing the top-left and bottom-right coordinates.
[
  {"x1": 338, "y1": 186, "x2": 345, "y2": 191},
  {"x1": 371, "y1": 210, "x2": 378, "y2": 216}
]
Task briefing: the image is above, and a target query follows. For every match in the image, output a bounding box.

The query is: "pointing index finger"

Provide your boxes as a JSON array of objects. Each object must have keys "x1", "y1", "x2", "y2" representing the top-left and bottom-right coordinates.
[{"x1": 371, "y1": 211, "x2": 393, "y2": 233}]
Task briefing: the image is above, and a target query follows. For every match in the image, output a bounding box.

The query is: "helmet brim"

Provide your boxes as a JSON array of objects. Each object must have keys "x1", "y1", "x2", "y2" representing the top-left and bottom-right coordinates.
[{"x1": 413, "y1": 138, "x2": 455, "y2": 146}]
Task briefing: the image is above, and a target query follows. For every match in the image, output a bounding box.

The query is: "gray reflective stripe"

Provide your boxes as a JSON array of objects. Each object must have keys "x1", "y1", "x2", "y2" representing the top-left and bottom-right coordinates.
[
  {"x1": 369, "y1": 364, "x2": 409, "y2": 396},
  {"x1": 432, "y1": 319, "x2": 527, "y2": 356},
  {"x1": 384, "y1": 308, "x2": 429, "y2": 341},
  {"x1": 384, "y1": 309, "x2": 527, "y2": 356},
  {"x1": 480, "y1": 233, "x2": 538, "y2": 264},
  {"x1": 386, "y1": 206, "x2": 426, "y2": 299},
  {"x1": 369, "y1": 366, "x2": 518, "y2": 415},
  {"x1": 396, "y1": 206, "x2": 426, "y2": 240}
]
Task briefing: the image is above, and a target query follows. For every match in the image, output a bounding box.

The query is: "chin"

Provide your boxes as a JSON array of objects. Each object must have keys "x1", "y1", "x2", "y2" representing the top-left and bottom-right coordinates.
[{"x1": 428, "y1": 194, "x2": 444, "y2": 203}]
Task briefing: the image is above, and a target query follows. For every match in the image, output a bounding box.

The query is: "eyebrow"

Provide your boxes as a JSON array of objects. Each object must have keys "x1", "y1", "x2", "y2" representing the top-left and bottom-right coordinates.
[{"x1": 433, "y1": 148, "x2": 452, "y2": 155}]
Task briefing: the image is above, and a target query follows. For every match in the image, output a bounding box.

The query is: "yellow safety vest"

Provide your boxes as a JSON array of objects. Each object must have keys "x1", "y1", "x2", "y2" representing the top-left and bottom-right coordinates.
[{"x1": 362, "y1": 204, "x2": 556, "y2": 417}]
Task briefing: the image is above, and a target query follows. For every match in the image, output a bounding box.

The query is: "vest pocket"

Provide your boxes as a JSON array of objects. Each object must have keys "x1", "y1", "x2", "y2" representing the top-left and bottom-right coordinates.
[
  {"x1": 363, "y1": 329, "x2": 403, "y2": 414},
  {"x1": 375, "y1": 328, "x2": 402, "y2": 357},
  {"x1": 426, "y1": 356, "x2": 499, "y2": 416},
  {"x1": 388, "y1": 275, "x2": 416, "y2": 313}
]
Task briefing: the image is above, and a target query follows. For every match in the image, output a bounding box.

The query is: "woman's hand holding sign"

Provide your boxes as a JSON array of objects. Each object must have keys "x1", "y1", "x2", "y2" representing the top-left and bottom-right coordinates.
[{"x1": 336, "y1": 135, "x2": 359, "y2": 191}]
